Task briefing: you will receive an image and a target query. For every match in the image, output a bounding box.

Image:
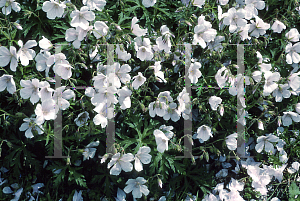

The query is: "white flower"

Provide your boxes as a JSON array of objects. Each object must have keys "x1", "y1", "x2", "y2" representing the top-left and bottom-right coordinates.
[
  {"x1": 263, "y1": 71, "x2": 280, "y2": 96},
  {"x1": 150, "y1": 61, "x2": 166, "y2": 83},
  {"x1": 131, "y1": 17, "x2": 147, "y2": 37},
  {"x1": 193, "y1": 125, "x2": 213, "y2": 143},
  {"x1": 282, "y1": 111, "x2": 300, "y2": 127},
  {"x1": 134, "y1": 37, "x2": 153, "y2": 61},
  {"x1": 42, "y1": 0, "x2": 66, "y2": 19},
  {"x1": 93, "y1": 85, "x2": 118, "y2": 106},
  {"x1": 93, "y1": 21, "x2": 109, "y2": 39},
  {"x1": 0, "y1": 46, "x2": 18, "y2": 71},
  {"x1": 207, "y1": 35, "x2": 225, "y2": 52},
  {"x1": 218, "y1": 0, "x2": 229, "y2": 5},
  {"x1": 285, "y1": 42, "x2": 300, "y2": 64},
  {"x1": 124, "y1": 177, "x2": 149, "y2": 199},
  {"x1": 248, "y1": 16, "x2": 270, "y2": 38},
  {"x1": 35, "y1": 99, "x2": 57, "y2": 125},
  {"x1": 296, "y1": 103, "x2": 300, "y2": 114},
  {"x1": 285, "y1": 28, "x2": 300, "y2": 42},
  {"x1": 193, "y1": 0, "x2": 205, "y2": 8},
  {"x1": 39, "y1": 81, "x2": 54, "y2": 102},
  {"x1": 149, "y1": 100, "x2": 167, "y2": 118},
  {"x1": 142, "y1": 0, "x2": 156, "y2": 7},
  {"x1": 116, "y1": 63, "x2": 131, "y2": 84},
  {"x1": 17, "y1": 40, "x2": 37, "y2": 66},
  {"x1": 287, "y1": 162, "x2": 300, "y2": 174},
  {"x1": 116, "y1": 45, "x2": 131, "y2": 61},
  {"x1": 19, "y1": 117, "x2": 44, "y2": 138},
  {"x1": 222, "y1": 8, "x2": 247, "y2": 33},
  {"x1": 272, "y1": 83, "x2": 291, "y2": 102},
  {"x1": 74, "y1": 111, "x2": 90, "y2": 127},
  {"x1": 192, "y1": 16, "x2": 217, "y2": 48},
  {"x1": 83, "y1": 0, "x2": 106, "y2": 11},
  {"x1": 132, "y1": 72, "x2": 146, "y2": 90},
  {"x1": 271, "y1": 20, "x2": 286, "y2": 33},
  {"x1": 53, "y1": 86, "x2": 75, "y2": 111},
  {"x1": 73, "y1": 190, "x2": 83, "y2": 201},
  {"x1": 107, "y1": 153, "x2": 134, "y2": 175},
  {"x1": 117, "y1": 86, "x2": 132, "y2": 110},
  {"x1": 163, "y1": 102, "x2": 180, "y2": 122},
  {"x1": 209, "y1": 96, "x2": 222, "y2": 111},
  {"x1": 288, "y1": 72, "x2": 300, "y2": 91},
  {"x1": 154, "y1": 129, "x2": 171, "y2": 153},
  {"x1": 188, "y1": 62, "x2": 202, "y2": 84},
  {"x1": 20, "y1": 78, "x2": 40, "y2": 104},
  {"x1": 115, "y1": 188, "x2": 126, "y2": 201},
  {"x1": 0, "y1": 0, "x2": 20, "y2": 15},
  {"x1": 70, "y1": 6, "x2": 95, "y2": 30},
  {"x1": 226, "y1": 133, "x2": 237, "y2": 150},
  {"x1": 258, "y1": 119, "x2": 264, "y2": 130},
  {"x1": 82, "y1": 141, "x2": 99, "y2": 161},
  {"x1": 0, "y1": 74, "x2": 16, "y2": 94},
  {"x1": 134, "y1": 146, "x2": 152, "y2": 172},
  {"x1": 215, "y1": 66, "x2": 230, "y2": 88},
  {"x1": 55, "y1": 61, "x2": 73, "y2": 80},
  {"x1": 66, "y1": 26, "x2": 92, "y2": 49},
  {"x1": 93, "y1": 103, "x2": 114, "y2": 128},
  {"x1": 255, "y1": 134, "x2": 279, "y2": 153},
  {"x1": 35, "y1": 51, "x2": 51, "y2": 75},
  {"x1": 244, "y1": 0, "x2": 265, "y2": 18}
]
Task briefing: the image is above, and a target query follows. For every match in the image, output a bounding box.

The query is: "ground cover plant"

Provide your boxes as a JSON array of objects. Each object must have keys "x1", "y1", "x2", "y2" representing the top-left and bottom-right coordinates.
[{"x1": 1, "y1": 0, "x2": 300, "y2": 200}]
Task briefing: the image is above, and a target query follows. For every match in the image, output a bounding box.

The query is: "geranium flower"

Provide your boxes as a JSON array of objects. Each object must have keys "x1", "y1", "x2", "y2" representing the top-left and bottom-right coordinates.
[
  {"x1": 285, "y1": 28, "x2": 300, "y2": 42},
  {"x1": 83, "y1": 0, "x2": 106, "y2": 11},
  {"x1": 209, "y1": 96, "x2": 222, "y2": 111},
  {"x1": 132, "y1": 72, "x2": 146, "y2": 90},
  {"x1": 163, "y1": 102, "x2": 180, "y2": 122},
  {"x1": 131, "y1": 17, "x2": 147, "y2": 37},
  {"x1": 35, "y1": 51, "x2": 51, "y2": 76},
  {"x1": 0, "y1": 46, "x2": 18, "y2": 71},
  {"x1": 288, "y1": 72, "x2": 300, "y2": 91},
  {"x1": 271, "y1": 20, "x2": 286, "y2": 33},
  {"x1": 149, "y1": 100, "x2": 167, "y2": 118},
  {"x1": 226, "y1": 133, "x2": 237, "y2": 150},
  {"x1": 115, "y1": 63, "x2": 131, "y2": 84},
  {"x1": 193, "y1": 0, "x2": 205, "y2": 8},
  {"x1": 39, "y1": 81, "x2": 54, "y2": 102},
  {"x1": 272, "y1": 83, "x2": 291, "y2": 102},
  {"x1": 42, "y1": 0, "x2": 66, "y2": 19},
  {"x1": 248, "y1": 16, "x2": 270, "y2": 38},
  {"x1": 244, "y1": 0, "x2": 265, "y2": 18},
  {"x1": 134, "y1": 146, "x2": 152, "y2": 172},
  {"x1": 93, "y1": 21, "x2": 109, "y2": 39},
  {"x1": 82, "y1": 141, "x2": 99, "y2": 161},
  {"x1": 116, "y1": 45, "x2": 131, "y2": 61},
  {"x1": 35, "y1": 99, "x2": 57, "y2": 125},
  {"x1": 285, "y1": 42, "x2": 300, "y2": 64},
  {"x1": 193, "y1": 125, "x2": 213, "y2": 143},
  {"x1": 107, "y1": 153, "x2": 134, "y2": 175},
  {"x1": 117, "y1": 86, "x2": 132, "y2": 110},
  {"x1": 0, "y1": 74, "x2": 16, "y2": 94},
  {"x1": 282, "y1": 111, "x2": 300, "y2": 127},
  {"x1": 154, "y1": 129, "x2": 171, "y2": 153},
  {"x1": 20, "y1": 78, "x2": 40, "y2": 104},
  {"x1": 188, "y1": 62, "x2": 202, "y2": 84},
  {"x1": 149, "y1": 61, "x2": 167, "y2": 83},
  {"x1": 0, "y1": 0, "x2": 20, "y2": 15},
  {"x1": 263, "y1": 71, "x2": 280, "y2": 96},
  {"x1": 19, "y1": 117, "x2": 44, "y2": 138},
  {"x1": 142, "y1": 0, "x2": 156, "y2": 7},
  {"x1": 74, "y1": 111, "x2": 90, "y2": 127},
  {"x1": 134, "y1": 37, "x2": 153, "y2": 61},
  {"x1": 222, "y1": 7, "x2": 247, "y2": 33},
  {"x1": 124, "y1": 177, "x2": 149, "y2": 199},
  {"x1": 192, "y1": 16, "x2": 217, "y2": 48},
  {"x1": 70, "y1": 6, "x2": 95, "y2": 30},
  {"x1": 17, "y1": 40, "x2": 37, "y2": 66},
  {"x1": 255, "y1": 134, "x2": 279, "y2": 153},
  {"x1": 73, "y1": 190, "x2": 83, "y2": 201},
  {"x1": 93, "y1": 85, "x2": 118, "y2": 106},
  {"x1": 39, "y1": 36, "x2": 53, "y2": 50},
  {"x1": 218, "y1": 0, "x2": 229, "y2": 5},
  {"x1": 54, "y1": 61, "x2": 73, "y2": 80},
  {"x1": 53, "y1": 86, "x2": 75, "y2": 111},
  {"x1": 93, "y1": 103, "x2": 114, "y2": 128},
  {"x1": 115, "y1": 188, "x2": 126, "y2": 201},
  {"x1": 66, "y1": 26, "x2": 93, "y2": 49}
]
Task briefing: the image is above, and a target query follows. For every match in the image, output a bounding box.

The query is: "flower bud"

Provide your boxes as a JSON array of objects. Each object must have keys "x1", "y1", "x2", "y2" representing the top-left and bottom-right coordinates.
[{"x1": 158, "y1": 178, "x2": 162, "y2": 188}]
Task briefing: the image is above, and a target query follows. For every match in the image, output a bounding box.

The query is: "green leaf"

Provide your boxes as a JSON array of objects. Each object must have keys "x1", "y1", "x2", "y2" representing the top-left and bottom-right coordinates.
[{"x1": 290, "y1": 182, "x2": 300, "y2": 199}]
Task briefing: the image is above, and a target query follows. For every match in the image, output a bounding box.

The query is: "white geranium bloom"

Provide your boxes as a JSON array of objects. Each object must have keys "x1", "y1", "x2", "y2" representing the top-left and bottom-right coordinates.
[
  {"x1": 70, "y1": 6, "x2": 95, "y2": 30},
  {"x1": 249, "y1": 16, "x2": 270, "y2": 38},
  {"x1": 193, "y1": 0, "x2": 205, "y2": 8},
  {"x1": 55, "y1": 61, "x2": 73, "y2": 80},
  {"x1": 93, "y1": 85, "x2": 118, "y2": 106},
  {"x1": 272, "y1": 83, "x2": 291, "y2": 102},
  {"x1": 93, "y1": 21, "x2": 109, "y2": 39},
  {"x1": 149, "y1": 100, "x2": 167, "y2": 118},
  {"x1": 74, "y1": 111, "x2": 90, "y2": 127},
  {"x1": 188, "y1": 62, "x2": 202, "y2": 84},
  {"x1": 131, "y1": 17, "x2": 147, "y2": 37},
  {"x1": 263, "y1": 71, "x2": 280, "y2": 96},
  {"x1": 154, "y1": 129, "x2": 171, "y2": 153},
  {"x1": 192, "y1": 16, "x2": 217, "y2": 48},
  {"x1": 134, "y1": 37, "x2": 153, "y2": 61},
  {"x1": 0, "y1": 0, "x2": 20, "y2": 15},
  {"x1": 287, "y1": 162, "x2": 300, "y2": 174},
  {"x1": 218, "y1": 0, "x2": 229, "y2": 5},
  {"x1": 271, "y1": 20, "x2": 286, "y2": 33},
  {"x1": 258, "y1": 119, "x2": 264, "y2": 130},
  {"x1": 124, "y1": 177, "x2": 149, "y2": 199},
  {"x1": 285, "y1": 42, "x2": 300, "y2": 64},
  {"x1": 296, "y1": 103, "x2": 300, "y2": 114},
  {"x1": 288, "y1": 72, "x2": 300, "y2": 91},
  {"x1": 35, "y1": 99, "x2": 57, "y2": 125},
  {"x1": 282, "y1": 111, "x2": 300, "y2": 127},
  {"x1": 82, "y1": 141, "x2": 99, "y2": 161},
  {"x1": 222, "y1": 8, "x2": 247, "y2": 33},
  {"x1": 117, "y1": 86, "x2": 132, "y2": 110},
  {"x1": 35, "y1": 51, "x2": 51, "y2": 75},
  {"x1": 39, "y1": 81, "x2": 54, "y2": 102},
  {"x1": 83, "y1": 0, "x2": 106, "y2": 11},
  {"x1": 142, "y1": 0, "x2": 156, "y2": 7},
  {"x1": 17, "y1": 40, "x2": 37, "y2": 66},
  {"x1": 66, "y1": 26, "x2": 92, "y2": 49},
  {"x1": 20, "y1": 78, "x2": 40, "y2": 104},
  {"x1": 116, "y1": 63, "x2": 131, "y2": 84},
  {"x1": 116, "y1": 45, "x2": 131, "y2": 61},
  {"x1": 193, "y1": 125, "x2": 213, "y2": 143},
  {"x1": 93, "y1": 103, "x2": 114, "y2": 128},
  {"x1": 19, "y1": 117, "x2": 44, "y2": 138},
  {"x1": 0, "y1": 46, "x2": 18, "y2": 71},
  {"x1": 209, "y1": 96, "x2": 222, "y2": 111},
  {"x1": 134, "y1": 146, "x2": 152, "y2": 172},
  {"x1": 226, "y1": 133, "x2": 237, "y2": 150},
  {"x1": 285, "y1": 28, "x2": 300, "y2": 42},
  {"x1": 0, "y1": 74, "x2": 16, "y2": 94},
  {"x1": 150, "y1": 61, "x2": 167, "y2": 83},
  {"x1": 163, "y1": 102, "x2": 180, "y2": 122},
  {"x1": 39, "y1": 36, "x2": 53, "y2": 50},
  {"x1": 73, "y1": 190, "x2": 83, "y2": 201},
  {"x1": 132, "y1": 72, "x2": 146, "y2": 90},
  {"x1": 115, "y1": 188, "x2": 126, "y2": 201},
  {"x1": 215, "y1": 66, "x2": 230, "y2": 88},
  {"x1": 53, "y1": 86, "x2": 75, "y2": 111},
  {"x1": 207, "y1": 36, "x2": 225, "y2": 52},
  {"x1": 255, "y1": 134, "x2": 279, "y2": 153},
  {"x1": 42, "y1": 0, "x2": 66, "y2": 19},
  {"x1": 244, "y1": 0, "x2": 265, "y2": 18},
  {"x1": 107, "y1": 153, "x2": 134, "y2": 175}
]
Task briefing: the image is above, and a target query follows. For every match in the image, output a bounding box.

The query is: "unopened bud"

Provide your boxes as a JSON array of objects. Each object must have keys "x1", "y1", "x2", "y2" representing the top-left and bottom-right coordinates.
[
  {"x1": 158, "y1": 178, "x2": 162, "y2": 188},
  {"x1": 278, "y1": 116, "x2": 281, "y2": 127}
]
